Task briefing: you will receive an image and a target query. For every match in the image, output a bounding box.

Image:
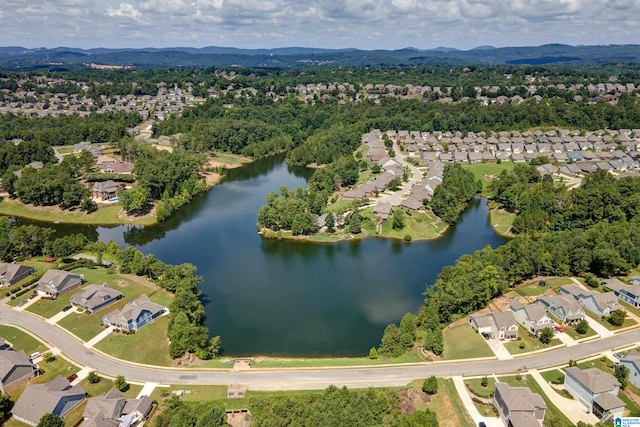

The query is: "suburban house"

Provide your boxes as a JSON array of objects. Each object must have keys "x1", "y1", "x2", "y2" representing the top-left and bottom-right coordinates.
[
  {"x1": 0, "y1": 262, "x2": 35, "y2": 287},
  {"x1": 468, "y1": 311, "x2": 518, "y2": 340},
  {"x1": 373, "y1": 201, "x2": 392, "y2": 221},
  {"x1": 509, "y1": 300, "x2": 554, "y2": 335},
  {"x1": 564, "y1": 367, "x2": 625, "y2": 420},
  {"x1": 69, "y1": 283, "x2": 123, "y2": 313},
  {"x1": 36, "y1": 269, "x2": 83, "y2": 299},
  {"x1": 80, "y1": 388, "x2": 153, "y2": 427},
  {"x1": 0, "y1": 347, "x2": 37, "y2": 393},
  {"x1": 536, "y1": 294, "x2": 585, "y2": 324},
  {"x1": 618, "y1": 350, "x2": 640, "y2": 389},
  {"x1": 92, "y1": 180, "x2": 120, "y2": 201},
  {"x1": 603, "y1": 277, "x2": 640, "y2": 307},
  {"x1": 12, "y1": 376, "x2": 86, "y2": 426},
  {"x1": 493, "y1": 382, "x2": 546, "y2": 427},
  {"x1": 102, "y1": 295, "x2": 169, "y2": 332},
  {"x1": 560, "y1": 285, "x2": 626, "y2": 317}
]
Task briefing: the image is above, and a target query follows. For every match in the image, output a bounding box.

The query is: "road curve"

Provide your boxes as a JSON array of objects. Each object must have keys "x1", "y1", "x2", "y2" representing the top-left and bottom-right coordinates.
[{"x1": 2, "y1": 303, "x2": 639, "y2": 390}]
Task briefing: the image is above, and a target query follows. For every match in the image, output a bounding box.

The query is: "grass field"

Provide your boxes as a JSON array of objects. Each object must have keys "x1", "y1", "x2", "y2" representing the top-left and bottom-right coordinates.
[
  {"x1": 0, "y1": 325, "x2": 46, "y2": 354},
  {"x1": 431, "y1": 378, "x2": 476, "y2": 427},
  {"x1": 442, "y1": 321, "x2": 494, "y2": 360},
  {"x1": 462, "y1": 162, "x2": 515, "y2": 195},
  {"x1": 464, "y1": 377, "x2": 495, "y2": 398},
  {"x1": 585, "y1": 310, "x2": 637, "y2": 331},
  {"x1": 545, "y1": 277, "x2": 576, "y2": 291},
  {"x1": 0, "y1": 198, "x2": 156, "y2": 226},
  {"x1": 489, "y1": 209, "x2": 516, "y2": 237},
  {"x1": 514, "y1": 282, "x2": 549, "y2": 297},
  {"x1": 150, "y1": 385, "x2": 228, "y2": 402},
  {"x1": 504, "y1": 326, "x2": 562, "y2": 355},
  {"x1": 211, "y1": 151, "x2": 252, "y2": 166},
  {"x1": 250, "y1": 349, "x2": 424, "y2": 368},
  {"x1": 94, "y1": 316, "x2": 173, "y2": 366}
]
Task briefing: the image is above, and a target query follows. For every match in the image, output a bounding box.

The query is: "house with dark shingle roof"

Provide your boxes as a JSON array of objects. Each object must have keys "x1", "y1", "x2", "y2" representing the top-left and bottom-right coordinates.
[
  {"x1": 70, "y1": 283, "x2": 123, "y2": 313},
  {"x1": 80, "y1": 388, "x2": 152, "y2": 427},
  {"x1": 102, "y1": 295, "x2": 168, "y2": 332},
  {"x1": 12, "y1": 376, "x2": 86, "y2": 426},
  {"x1": 564, "y1": 367, "x2": 625, "y2": 420},
  {"x1": 0, "y1": 262, "x2": 35, "y2": 287},
  {"x1": 494, "y1": 383, "x2": 546, "y2": 427},
  {"x1": 36, "y1": 269, "x2": 83, "y2": 299},
  {"x1": 92, "y1": 180, "x2": 120, "y2": 201},
  {"x1": 0, "y1": 348, "x2": 37, "y2": 393}
]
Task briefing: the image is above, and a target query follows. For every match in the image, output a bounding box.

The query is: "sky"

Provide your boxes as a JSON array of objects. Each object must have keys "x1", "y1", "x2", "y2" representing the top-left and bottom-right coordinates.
[{"x1": 1, "y1": 0, "x2": 639, "y2": 51}]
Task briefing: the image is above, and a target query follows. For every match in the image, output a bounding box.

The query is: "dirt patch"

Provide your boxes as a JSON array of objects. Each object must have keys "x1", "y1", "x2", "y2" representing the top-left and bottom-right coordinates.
[
  {"x1": 117, "y1": 205, "x2": 156, "y2": 223},
  {"x1": 398, "y1": 389, "x2": 431, "y2": 416},
  {"x1": 152, "y1": 144, "x2": 174, "y2": 152},
  {"x1": 120, "y1": 273, "x2": 160, "y2": 290},
  {"x1": 202, "y1": 171, "x2": 222, "y2": 186}
]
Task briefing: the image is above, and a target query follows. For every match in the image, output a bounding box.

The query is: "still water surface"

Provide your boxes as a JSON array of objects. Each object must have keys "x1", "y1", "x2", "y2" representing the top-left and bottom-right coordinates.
[{"x1": 19, "y1": 156, "x2": 507, "y2": 356}]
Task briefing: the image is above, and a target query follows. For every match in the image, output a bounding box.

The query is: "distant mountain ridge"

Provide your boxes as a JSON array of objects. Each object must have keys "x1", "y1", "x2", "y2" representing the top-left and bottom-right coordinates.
[{"x1": 1, "y1": 44, "x2": 639, "y2": 70}]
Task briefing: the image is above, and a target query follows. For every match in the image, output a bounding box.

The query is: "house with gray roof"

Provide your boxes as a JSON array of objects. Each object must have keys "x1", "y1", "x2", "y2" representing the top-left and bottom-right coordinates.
[
  {"x1": 578, "y1": 290, "x2": 625, "y2": 318},
  {"x1": 0, "y1": 262, "x2": 35, "y2": 287},
  {"x1": 102, "y1": 295, "x2": 168, "y2": 332},
  {"x1": 494, "y1": 383, "x2": 546, "y2": 427},
  {"x1": 618, "y1": 349, "x2": 640, "y2": 389},
  {"x1": 36, "y1": 269, "x2": 83, "y2": 299},
  {"x1": 509, "y1": 301, "x2": 553, "y2": 335},
  {"x1": 70, "y1": 283, "x2": 123, "y2": 313},
  {"x1": 564, "y1": 367, "x2": 625, "y2": 420},
  {"x1": 536, "y1": 294, "x2": 585, "y2": 323},
  {"x1": 468, "y1": 311, "x2": 518, "y2": 340},
  {"x1": 80, "y1": 388, "x2": 152, "y2": 427},
  {"x1": 92, "y1": 180, "x2": 120, "y2": 201},
  {"x1": 12, "y1": 376, "x2": 86, "y2": 426},
  {"x1": 0, "y1": 348, "x2": 37, "y2": 393},
  {"x1": 603, "y1": 277, "x2": 640, "y2": 307}
]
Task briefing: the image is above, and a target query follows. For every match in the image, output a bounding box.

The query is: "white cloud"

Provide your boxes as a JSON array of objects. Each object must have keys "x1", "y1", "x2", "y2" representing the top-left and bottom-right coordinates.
[
  {"x1": 511, "y1": 0, "x2": 582, "y2": 20},
  {"x1": 106, "y1": 2, "x2": 142, "y2": 22}
]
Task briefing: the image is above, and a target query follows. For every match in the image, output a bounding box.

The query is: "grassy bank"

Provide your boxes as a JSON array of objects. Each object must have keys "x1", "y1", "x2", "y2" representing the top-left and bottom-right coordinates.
[
  {"x1": 0, "y1": 198, "x2": 156, "y2": 226},
  {"x1": 489, "y1": 209, "x2": 516, "y2": 237}
]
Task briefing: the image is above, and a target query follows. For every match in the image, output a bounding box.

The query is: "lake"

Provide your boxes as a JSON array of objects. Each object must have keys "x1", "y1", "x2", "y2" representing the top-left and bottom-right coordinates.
[{"x1": 17, "y1": 156, "x2": 507, "y2": 357}]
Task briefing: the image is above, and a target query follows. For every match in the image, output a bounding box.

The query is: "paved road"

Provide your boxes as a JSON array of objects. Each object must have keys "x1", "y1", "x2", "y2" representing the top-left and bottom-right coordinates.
[
  {"x1": 376, "y1": 142, "x2": 423, "y2": 207},
  {"x1": 2, "y1": 303, "x2": 640, "y2": 390}
]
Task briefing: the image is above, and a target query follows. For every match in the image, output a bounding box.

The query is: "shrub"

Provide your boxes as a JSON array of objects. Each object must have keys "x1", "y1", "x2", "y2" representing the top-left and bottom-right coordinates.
[
  {"x1": 422, "y1": 376, "x2": 438, "y2": 395},
  {"x1": 403, "y1": 234, "x2": 412, "y2": 242}
]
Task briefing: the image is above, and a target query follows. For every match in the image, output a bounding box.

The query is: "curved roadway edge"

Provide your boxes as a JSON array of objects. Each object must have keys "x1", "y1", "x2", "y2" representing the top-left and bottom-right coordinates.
[{"x1": 2, "y1": 303, "x2": 639, "y2": 391}]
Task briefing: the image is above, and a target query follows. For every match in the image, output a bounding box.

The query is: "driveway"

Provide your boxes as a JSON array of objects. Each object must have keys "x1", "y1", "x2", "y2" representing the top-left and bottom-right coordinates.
[
  {"x1": 452, "y1": 376, "x2": 502, "y2": 427},
  {"x1": 554, "y1": 330, "x2": 578, "y2": 347},
  {"x1": 528, "y1": 370, "x2": 597, "y2": 424},
  {"x1": 584, "y1": 315, "x2": 613, "y2": 338},
  {"x1": 485, "y1": 337, "x2": 513, "y2": 360}
]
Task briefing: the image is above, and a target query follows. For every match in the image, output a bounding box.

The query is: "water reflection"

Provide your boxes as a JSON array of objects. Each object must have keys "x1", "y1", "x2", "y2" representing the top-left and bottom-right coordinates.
[{"x1": 6, "y1": 157, "x2": 507, "y2": 356}]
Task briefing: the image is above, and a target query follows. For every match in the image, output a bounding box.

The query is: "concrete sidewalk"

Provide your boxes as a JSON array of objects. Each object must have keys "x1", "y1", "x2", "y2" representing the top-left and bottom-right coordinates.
[
  {"x1": 485, "y1": 337, "x2": 513, "y2": 360},
  {"x1": 84, "y1": 326, "x2": 114, "y2": 348},
  {"x1": 451, "y1": 376, "x2": 502, "y2": 427},
  {"x1": 47, "y1": 307, "x2": 76, "y2": 324}
]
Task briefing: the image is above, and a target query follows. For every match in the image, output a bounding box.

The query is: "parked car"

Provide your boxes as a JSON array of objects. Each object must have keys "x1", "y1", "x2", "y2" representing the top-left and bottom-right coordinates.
[
  {"x1": 614, "y1": 352, "x2": 625, "y2": 359},
  {"x1": 45, "y1": 256, "x2": 57, "y2": 262},
  {"x1": 554, "y1": 325, "x2": 564, "y2": 333},
  {"x1": 481, "y1": 332, "x2": 491, "y2": 339},
  {"x1": 66, "y1": 373, "x2": 78, "y2": 383},
  {"x1": 18, "y1": 300, "x2": 28, "y2": 307},
  {"x1": 28, "y1": 293, "x2": 37, "y2": 299},
  {"x1": 62, "y1": 305, "x2": 72, "y2": 312},
  {"x1": 479, "y1": 422, "x2": 487, "y2": 427}
]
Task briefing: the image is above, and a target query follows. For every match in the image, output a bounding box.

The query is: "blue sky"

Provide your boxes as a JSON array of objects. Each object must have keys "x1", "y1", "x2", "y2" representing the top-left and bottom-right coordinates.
[{"x1": 2, "y1": 0, "x2": 639, "y2": 50}]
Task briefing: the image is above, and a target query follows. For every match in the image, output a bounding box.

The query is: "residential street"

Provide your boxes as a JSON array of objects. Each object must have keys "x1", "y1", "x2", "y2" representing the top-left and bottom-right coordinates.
[{"x1": 2, "y1": 302, "x2": 640, "y2": 390}]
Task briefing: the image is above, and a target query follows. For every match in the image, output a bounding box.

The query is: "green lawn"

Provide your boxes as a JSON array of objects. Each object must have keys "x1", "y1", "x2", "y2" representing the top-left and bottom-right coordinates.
[
  {"x1": 489, "y1": 209, "x2": 516, "y2": 237},
  {"x1": 539, "y1": 370, "x2": 567, "y2": 397},
  {"x1": 80, "y1": 374, "x2": 142, "y2": 398},
  {"x1": 563, "y1": 323, "x2": 597, "y2": 340},
  {"x1": 577, "y1": 356, "x2": 615, "y2": 372},
  {"x1": 0, "y1": 325, "x2": 46, "y2": 354},
  {"x1": 515, "y1": 282, "x2": 549, "y2": 297},
  {"x1": 442, "y1": 322, "x2": 493, "y2": 360},
  {"x1": 0, "y1": 198, "x2": 157, "y2": 225},
  {"x1": 94, "y1": 316, "x2": 173, "y2": 366},
  {"x1": 464, "y1": 377, "x2": 495, "y2": 398},
  {"x1": 462, "y1": 162, "x2": 515, "y2": 195},
  {"x1": 504, "y1": 326, "x2": 562, "y2": 355},
  {"x1": 211, "y1": 151, "x2": 252, "y2": 166},
  {"x1": 545, "y1": 277, "x2": 576, "y2": 291},
  {"x1": 250, "y1": 349, "x2": 424, "y2": 368},
  {"x1": 585, "y1": 310, "x2": 637, "y2": 331}
]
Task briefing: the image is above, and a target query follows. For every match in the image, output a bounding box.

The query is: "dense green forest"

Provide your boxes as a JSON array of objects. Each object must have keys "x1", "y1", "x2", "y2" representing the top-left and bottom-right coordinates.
[
  {"x1": 429, "y1": 164, "x2": 482, "y2": 225},
  {"x1": 153, "y1": 386, "x2": 438, "y2": 427}
]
